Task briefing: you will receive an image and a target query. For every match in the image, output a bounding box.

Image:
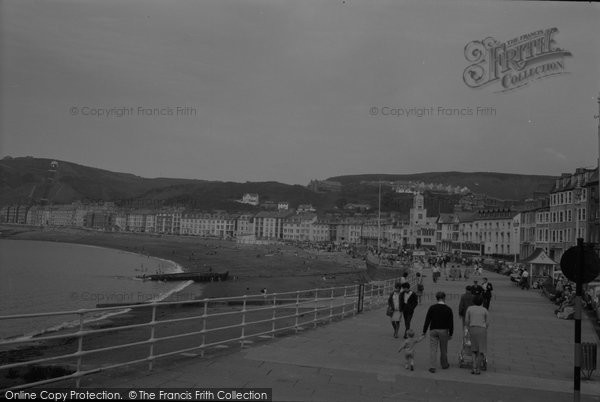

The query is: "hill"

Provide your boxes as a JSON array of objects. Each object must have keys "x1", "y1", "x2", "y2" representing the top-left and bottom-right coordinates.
[
  {"x1": 0, "y1": 157, "x2": 335, "y2": 210},
  {"x1": 327, "y1": 172, "x2": 555, "y2": 201},
  {"x1": 0, "y1": 157, "x2": 555, "y2": 212}
]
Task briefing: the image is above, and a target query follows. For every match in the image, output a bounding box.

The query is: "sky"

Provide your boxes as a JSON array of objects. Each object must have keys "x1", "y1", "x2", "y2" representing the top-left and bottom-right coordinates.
[{"x1": 1, "y1": 0, "x2": 599, "y2": 185}]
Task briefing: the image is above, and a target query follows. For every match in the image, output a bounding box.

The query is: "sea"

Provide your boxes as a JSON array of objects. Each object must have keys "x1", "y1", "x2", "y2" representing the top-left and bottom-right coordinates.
[{"x1": 0, "y1": 239, "x2": 192, "y2": 340}]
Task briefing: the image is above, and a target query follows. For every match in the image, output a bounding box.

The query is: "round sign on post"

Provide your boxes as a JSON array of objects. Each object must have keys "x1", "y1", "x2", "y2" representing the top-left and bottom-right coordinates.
[{"x1": 560, "y1": 244, "x2": 600, "y2": 284}]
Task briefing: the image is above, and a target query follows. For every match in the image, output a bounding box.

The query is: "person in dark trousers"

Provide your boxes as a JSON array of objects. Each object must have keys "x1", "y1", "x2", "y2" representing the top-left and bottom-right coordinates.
[
  {"x1": 400, "y1": 282, "x2": 419, "y2": 338},
  {"x1": 422, "y1": 291, "x2": 454, "y2": 373},
  {"x1": 481, "y1": 277, "x2": 493, "y2": 310},
  {"x1": 458, "y1": 285, "x2": 474, "y2": 330}
]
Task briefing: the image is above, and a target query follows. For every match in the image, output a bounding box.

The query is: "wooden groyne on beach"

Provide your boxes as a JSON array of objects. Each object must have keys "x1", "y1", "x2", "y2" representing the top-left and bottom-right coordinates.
[{"x1": 138, "y1": 271, "x2": 229, "y2": 282}]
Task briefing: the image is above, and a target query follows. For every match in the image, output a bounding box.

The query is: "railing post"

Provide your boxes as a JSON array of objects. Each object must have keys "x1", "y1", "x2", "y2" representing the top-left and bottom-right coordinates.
[
  {"x1": 352, "y1": 285, "x2": 358, "y2": 316},
  {"x1": 357, "y1": 284, "x2": 364, "y2": 314},
  {"x1": 341, "y1": 286, "x2": 347, "y2": 318},
  {"x1": 240, "y1": 295, "x2": 247, "y2": 348},
  {"x1": 148, "y1": 303, "x2": 157, "y2": 371},
  {"x1": 329, "y1": 288, "x2": 334, "y2": 322},
  {"x1": 200, "y1": 301, "x2": 208, "y2": 357},
  {"x1": 271, "y1": 294, "x2": 277, "y2": 338},
  {"x1": 313, "y1": 288, "x2": 318, "y2": 328},
  {"x1": 294, "y1": 291, "x2": 300, "y2": 333},
  {"x1": 75, "y1": 311, "x2": 84, "y2": 388}
]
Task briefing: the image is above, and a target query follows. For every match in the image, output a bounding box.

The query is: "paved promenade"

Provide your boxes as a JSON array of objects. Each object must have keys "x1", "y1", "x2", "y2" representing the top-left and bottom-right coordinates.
[{"x1": 80, "y1": 270, "x2": 600, "y2": 401}]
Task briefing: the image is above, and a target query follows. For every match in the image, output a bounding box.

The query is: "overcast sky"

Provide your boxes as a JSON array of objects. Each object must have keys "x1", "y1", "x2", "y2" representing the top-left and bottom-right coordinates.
[{"x1": 1, "y1": 0, "x2": 599, "y2": 184}]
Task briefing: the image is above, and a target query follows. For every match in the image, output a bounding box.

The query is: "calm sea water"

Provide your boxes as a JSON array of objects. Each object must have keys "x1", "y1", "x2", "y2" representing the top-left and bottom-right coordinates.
[{"x1": 0, "y1": 239, "x2": 188, "y2": 340}]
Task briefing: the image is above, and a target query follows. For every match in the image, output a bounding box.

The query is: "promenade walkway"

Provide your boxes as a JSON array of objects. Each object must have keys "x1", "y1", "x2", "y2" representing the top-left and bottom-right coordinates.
[{"x1": 79, "y1": 270, "x2": 600, "y2": 401}]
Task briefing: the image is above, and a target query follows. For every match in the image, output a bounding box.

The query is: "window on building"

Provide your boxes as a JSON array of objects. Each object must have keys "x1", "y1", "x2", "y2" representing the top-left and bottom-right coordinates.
[{"x1": 568, "y1": 210, "x2": 572, "y2": 222}]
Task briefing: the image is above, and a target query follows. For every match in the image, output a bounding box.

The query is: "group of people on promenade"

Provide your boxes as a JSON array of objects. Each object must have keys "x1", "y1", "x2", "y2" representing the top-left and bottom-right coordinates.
[{"x1": 388, "y1": 276, "x2": 493, "y2": 375}]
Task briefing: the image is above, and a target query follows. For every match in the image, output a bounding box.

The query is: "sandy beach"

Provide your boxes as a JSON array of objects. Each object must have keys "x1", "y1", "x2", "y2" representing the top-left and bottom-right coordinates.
[{"x1": 0, "y1": 225, "x2": 373, "y2": 299}]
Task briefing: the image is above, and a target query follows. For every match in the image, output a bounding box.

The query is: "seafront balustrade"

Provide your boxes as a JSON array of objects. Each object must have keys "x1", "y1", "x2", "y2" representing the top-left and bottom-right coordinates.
[{"x1": 0, "y1": 276, "x2": 412, "y2": 390}]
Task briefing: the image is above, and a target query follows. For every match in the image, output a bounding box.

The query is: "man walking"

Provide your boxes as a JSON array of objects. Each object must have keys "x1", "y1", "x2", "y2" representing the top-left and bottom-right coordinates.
[
  {"x1": 481, "y1": 277, "x2": 493, "y2": 310},
  {"x1": 422, "y1": 291, "x2": 454, "y2": 373},
  {"x1": 458, "y1": 286, "x2": 474, "y2": 329},
  {"x1": 400, "y1": 282, "x2": 419, "y2": 338}
]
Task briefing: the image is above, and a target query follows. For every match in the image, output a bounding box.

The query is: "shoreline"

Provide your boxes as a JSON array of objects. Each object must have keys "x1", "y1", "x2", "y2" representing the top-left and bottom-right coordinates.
[
  {"x1": 0, "y1": 225, "x2": 376, "y2": 298},
  {"x1": 0, "y1": 237, "x2": 191, "y2": 343},
  {"x1": 0, "y1": 225, "x2": 378, "y2": 335}
]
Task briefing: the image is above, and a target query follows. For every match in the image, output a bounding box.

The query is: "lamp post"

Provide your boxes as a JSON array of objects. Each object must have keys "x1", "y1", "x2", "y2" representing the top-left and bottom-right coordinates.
[{"x1": 597, "y1": 93, "x2": 600, "y2": 244}]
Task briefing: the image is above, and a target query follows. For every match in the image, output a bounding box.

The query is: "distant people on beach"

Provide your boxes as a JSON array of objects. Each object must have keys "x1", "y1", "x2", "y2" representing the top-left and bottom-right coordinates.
[{"x1": 422, "y1": 291, "x2": 454, "y2": 373}]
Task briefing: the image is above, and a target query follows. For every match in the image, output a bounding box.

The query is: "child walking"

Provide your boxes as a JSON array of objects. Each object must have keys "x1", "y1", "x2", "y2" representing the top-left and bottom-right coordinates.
[{"x1": 397, "y1": 329, "x2": 425, "y2": 370}]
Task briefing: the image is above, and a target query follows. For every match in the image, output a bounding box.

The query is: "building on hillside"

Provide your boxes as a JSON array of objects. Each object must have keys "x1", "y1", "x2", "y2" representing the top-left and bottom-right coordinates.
[
  {"x1": 277, "y1": 202, "x2": 289, "y2": 211},
  {"x1": 240, "y1": 193, "x2": 259, "y2": 206},
  {"x1": 297, "y1": 204, "x2": 316, "y2": 213},
  {"x1": 344, "y1": 203, "x2": 371, "y2": 211}
]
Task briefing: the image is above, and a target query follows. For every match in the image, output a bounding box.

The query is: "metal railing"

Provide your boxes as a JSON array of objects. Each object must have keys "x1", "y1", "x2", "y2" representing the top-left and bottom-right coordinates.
[{"x1": 0, "y1": 275, "x2": 413, "y2": 390}]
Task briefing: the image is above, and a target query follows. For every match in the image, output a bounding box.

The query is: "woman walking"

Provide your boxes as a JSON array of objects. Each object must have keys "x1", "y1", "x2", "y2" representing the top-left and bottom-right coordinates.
[
  {"x1": 465, "y1": 295, "x2": 489, "y2": 374},
  {"x1": 388, "y1": 283, "x2": 403, "y2": 338},
  {"x1": 415, "y1": 272, "x2": 424, "y2": 304}
]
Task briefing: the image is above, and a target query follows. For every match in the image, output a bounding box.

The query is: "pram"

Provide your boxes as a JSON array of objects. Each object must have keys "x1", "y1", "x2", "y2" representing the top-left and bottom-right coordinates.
[{"x1": 458, "y1": 327, "x2": 487, "y2": 370}]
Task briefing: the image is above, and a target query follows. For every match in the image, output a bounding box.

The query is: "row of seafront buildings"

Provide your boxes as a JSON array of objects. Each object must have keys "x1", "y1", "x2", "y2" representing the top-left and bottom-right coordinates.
[
  {"x1": 0, "y1": 193, "x2": 523, "y2": 258},
  {"x1": 1, "y1": 167, "x2": 598, "y2": 262},
  {"x1": 430, "y1": 167, "x2": 599, "y2": 262}
]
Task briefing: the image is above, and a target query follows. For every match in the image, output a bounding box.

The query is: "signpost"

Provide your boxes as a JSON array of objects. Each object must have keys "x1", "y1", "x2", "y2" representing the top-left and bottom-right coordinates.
[{"x1": 560, "y1": 239, "x2": 600, "y2": 402}]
